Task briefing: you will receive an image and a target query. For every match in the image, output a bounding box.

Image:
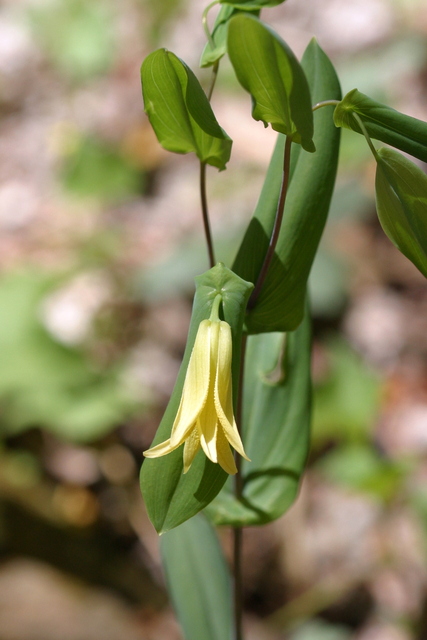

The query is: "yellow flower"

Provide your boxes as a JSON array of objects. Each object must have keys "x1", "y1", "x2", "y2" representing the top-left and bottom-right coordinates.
[{"x1": 143, "y1": 313, "x2": 250, "y2": 475}]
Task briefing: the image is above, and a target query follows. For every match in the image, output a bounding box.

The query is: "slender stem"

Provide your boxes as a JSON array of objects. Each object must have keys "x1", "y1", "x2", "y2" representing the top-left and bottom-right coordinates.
[
  {"x1": 233, "y1": 526, "x2": 244, "y2": 640},
  {"x1": 202, "y1": 0, "x2": 220, "y2": 50},
  {"x1": 233, "y1": 332, "x2": 247, "y2": 640},
  {"x1": 200, "y1": 161, "x2": 216, "y2": 268},
  {"x1": 235, "y1": 333, "x2": 247, "y2": 494},
  {"x1": 312, "y1": 99, "x2": 340, "y2": 112},
  {"x1": 199, "y1": 54, "x2": 220, "y2": 270},
  {"x1": 210, "y1": 293, "x2": 222, "y2": 321},
  {"x1": 248, "y1": 135, "x2": 293, "y2": 310},
  {"x1": 207, "y1": 60, "x2": 219, "y2": 101},
  {"x1": 352, "y1": 111, "x2": 380, "y2": 161}
]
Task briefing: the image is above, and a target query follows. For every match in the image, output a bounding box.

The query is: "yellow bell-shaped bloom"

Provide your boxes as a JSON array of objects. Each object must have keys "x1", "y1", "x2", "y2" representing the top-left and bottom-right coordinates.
[{"x1": 143, "y1": 311, "x2": 250, "y2": 474}]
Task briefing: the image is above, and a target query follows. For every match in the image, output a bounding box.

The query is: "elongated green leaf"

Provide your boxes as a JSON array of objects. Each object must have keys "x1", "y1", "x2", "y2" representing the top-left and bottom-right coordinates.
[
  {"x1": 200, "y1": 5, "x2": 260, "y2": 68},
  {"x1": 375, "y1": 147, "x2": 427, "y2": 277},
  {"x1": 141, "y1": 264, "x2": 253, "y2": 533},
  {"x1": 205, "y1": 301, "x2": 311, "y2": 526},
  {"x1": 232, "y1": 39, "x2": 341, "y2": 333},
  {"x1": 160, "y1": 514, "x2": 232, "y2": 640},
  {"x1": 141, "y1": 49, "x2": 232, "y2": 169},
  {"x1": 227, "y1": 14, "x2": 315, "y2": 152},
  {"x1": 334, "y1": 88, "x2": 427, "y2": 163}
]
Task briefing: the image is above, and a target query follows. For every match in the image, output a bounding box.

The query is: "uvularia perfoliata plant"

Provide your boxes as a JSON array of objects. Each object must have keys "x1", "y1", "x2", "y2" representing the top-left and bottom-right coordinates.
[{"x1": 139, "y1": 3, "x2": 427, "y2": 639}]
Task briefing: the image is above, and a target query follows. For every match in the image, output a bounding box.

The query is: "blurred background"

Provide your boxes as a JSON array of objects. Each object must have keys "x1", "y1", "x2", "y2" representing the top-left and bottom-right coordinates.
[{"x1": 1, "y1": 0, "x2": 427, "y2": 638}]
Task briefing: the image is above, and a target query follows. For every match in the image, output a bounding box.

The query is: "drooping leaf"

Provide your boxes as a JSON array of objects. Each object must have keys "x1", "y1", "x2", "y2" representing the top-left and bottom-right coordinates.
[
  {"x1": 375, "y1": 146, "x2": 427, "y2": 277},
  {"x1": 201, "y1": 5, "x2": 260, "y2": 68},
  {"x1": 140, "y1": 264, "x2": 253, "y2": 533},
  {"x1": 232, "y1": 39, "x2": 341, "y2": 333},
  {"x1": 334, "y1": 88, "x2": 427, "y2": 163},
  {"x1": 160, "y1": 514, "x2": 232, "y2": 640},
  {"x1": 141, "y1": 49, "x2": 232, "y2": 169},
  {"x1": 227, "y1": 14, "x2": 315, "y2": 152},
  {"x1": 205, "y1": 300, "x2": 311, "y2": 526}
]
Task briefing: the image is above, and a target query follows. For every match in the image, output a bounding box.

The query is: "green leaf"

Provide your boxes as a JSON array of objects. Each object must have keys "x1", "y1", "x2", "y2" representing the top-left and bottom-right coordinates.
[
  {"x1": 334, "y1": 88, "x2": 427, "y2": 163},
  {"x1": 141, "y1": 49, "x2": 232, "y2": 169},
  {"x1": 232, "y1": 39, "x2": 341, "y2": 333},
  {"x1": 375, "y1": 147, "x2": 427, "y2": 278},
  {"x1": 227, "y1": 14, "x2": 315, "y2": 152},
  {"x1": 205, "y1": 301, "x2": 311, "y2": 526},
  {"x1": 160, "y1": 514, "x2": 232, "y2": 640},
  {"x1": 200, "y1": 5, "x2": 259, "y2": 68},
  {"x1": 140, "y1": 264, "x2": 253, "y2": 533}
]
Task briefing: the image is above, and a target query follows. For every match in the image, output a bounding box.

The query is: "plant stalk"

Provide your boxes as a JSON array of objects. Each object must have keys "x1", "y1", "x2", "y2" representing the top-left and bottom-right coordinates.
[
  {"x1": 233, "y1": 332, "x2": 247, "y2": 640},
  {"x1": 200, "y1": 161, "x2": 216, "y2": 268},
  {"x1": 248, "y1": 135, "x2": 293, "y2": 310},
  {"x1": 233, "y1": 526, "x2": 244, "y2": 640}
]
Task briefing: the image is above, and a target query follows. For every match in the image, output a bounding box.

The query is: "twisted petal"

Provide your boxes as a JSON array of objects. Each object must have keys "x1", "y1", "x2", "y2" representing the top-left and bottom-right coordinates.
[
  {"x1": 216, "y1": 425, "x2": 237, "y2": 474},
  {"x1": 183, "y1": 428, "x2": 201, "y2": 473},
  {"x1": 143, "y1": 437, "x2": 176, "y2": 458},
  {"x1": 214, "y1": 321, "x2": 250, "y2": 460},
  {"x1": 170, "y1": 320, "x2": 211, "y2": 447},
  {"x1": 198, "y1": 321, "x2": 220, "y2": 463}
]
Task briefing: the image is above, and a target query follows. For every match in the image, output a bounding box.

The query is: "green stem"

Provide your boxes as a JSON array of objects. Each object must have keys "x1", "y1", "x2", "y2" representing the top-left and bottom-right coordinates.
[
  {"x1": 312, "y1": 99, "x2": 340, "y2": 112},
  {"x1": 207, "y1": 60, "x2": 219, "y2": 101},
  {"x1": 233, "y1": 526, "x2": 244, "y2": 640},
  {"x1": 352, "y1": 111, "x2": 380, "y2": 161},
  {"x1": 199, "y1": 53, "x2": 220, "y2": 270},
  {"x1": 200, "y1": 161, "x2": 216, "y2": 268},
  {"x1": 233, "y1": 332, "x2": 247, "y2": 640},
  {"x1": 202, "y1": 0, "x2": 220, "y2": 50},
  {"x1": 209, "y1": 293, "x2": 222, "y2": 321},
  {"x1": 248, "y1": 135, "x2": 292, "y2": 310}
]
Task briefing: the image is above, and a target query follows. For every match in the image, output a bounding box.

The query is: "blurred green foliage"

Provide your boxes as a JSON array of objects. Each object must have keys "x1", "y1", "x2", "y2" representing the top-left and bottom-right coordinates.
[
  {"x1": 317, "y1": 444, "x2": 408, "y2": 502},
  {"x1": 61, "y1": 135, "x2": 145, "y2": 202},
  {"x1": 312, "y1": 339, "x2": 381, "y2": 445},
  {"x1": 291, "y1": 619, "x2": 351, "y2": 640},
  {"x1": 0, "y1": 271, "x2": 136, "y2": 442},
  {"x1": 30, "y1": 0, "x2": 115, "y2": 80}
]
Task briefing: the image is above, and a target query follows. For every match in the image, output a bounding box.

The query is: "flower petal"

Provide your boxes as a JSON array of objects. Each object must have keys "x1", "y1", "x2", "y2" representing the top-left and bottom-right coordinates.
[
  {"x1": 183, "y1": 428, "x2": 201, "y2": 473},
  {"x1": 170, "y1": 320, "x2": 211, "y2": 447},
  {"x1": 143, "y1": 437, "x2": 177, "y2": 458},
  {"x1": 198, "y1": 321, "x2": 221, "y2": 462},
  {"x1": 216, "y1": 425, "x2": 237, "y2": 474},
  {"x1": 214, "y1": 321, "x2": 250, "y2": 460}
]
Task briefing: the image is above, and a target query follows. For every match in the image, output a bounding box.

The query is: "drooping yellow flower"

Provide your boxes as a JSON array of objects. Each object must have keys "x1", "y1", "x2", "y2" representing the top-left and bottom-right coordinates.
[{"x1": 143, "y1": 299, "x2": 250, "y2": 475}]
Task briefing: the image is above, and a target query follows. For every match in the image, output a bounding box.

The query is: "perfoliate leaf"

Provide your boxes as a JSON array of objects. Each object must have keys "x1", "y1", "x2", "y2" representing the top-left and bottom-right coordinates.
[
  {"x1": 205, "y1": 301, "x2": 311, "y2": 526},
  {"x1": 200, "y1": 5, "x2": 260, "y2": 68},
  {"x1": 160, "y1": 514, "x2": 232, "y2": 640},
  {"x1": 140, "y1": 264, "x2": 253, "y2": 533},
  {"x1": 141, "y1": 49, "x2": 232, "y2": 169},
  {"x1": 227, "y1": 14, "x2": 315, "y2": 152},
  {"x1": 334, "y1": 88, "x2": 427, "y2": 163},
  {"x1": 232, "y1": 39, "x2": 341, "y2": 333},
  {"x1": 375, "y1": 147, "x2": 427, "y2": 277}
]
